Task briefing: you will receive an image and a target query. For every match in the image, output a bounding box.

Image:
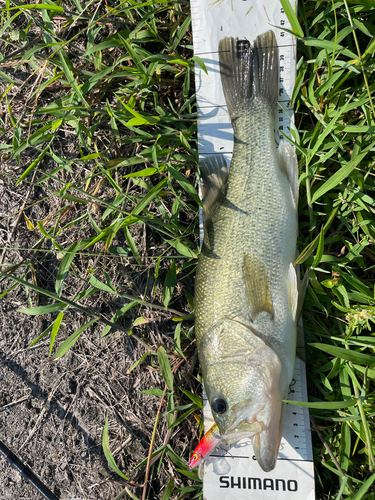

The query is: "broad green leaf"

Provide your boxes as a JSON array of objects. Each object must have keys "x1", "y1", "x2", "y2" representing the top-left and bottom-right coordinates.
[
  {"x1": 84, "y1": 30, "x2": 131, "y2": 55},
  {"x1": 303, "y1": 37, "x2": 357, "y2": 59},
  {"x1": 89, "y1": 275, "x2": 117, "y2": 294},
  {"x1": 17, "y1": 146, "x2": 49, "y2": 184},
  {"x1": 132, "y1": 178, "x2": 168, "y2": 216},
  {"x1": 127, "y1": 353, "x2": 149, "y2": 374},
  {"x1": 56, "y1": 241, "x2": 83, "y2": 297},
  {"x1": 279, "y1": 0, "x2": 304, "y2": 37},
  {"x1": 340, "y1": 422, "x2": 351, "y2": 474},
  {"x1": 162, "y1": 477, "x2": 174, "y2": 500},
  {"x1": 53, "y1": 318, "x2": 97, "y2": 359},
  {"x1": 166, "y1": 445, "x2": 188, "y2": 469},
  {"x1": 310, "y1": 344, "x2": 375, "y2": 366},
  {"x1": 102, "y1": 418, "x2": 129, "y2": 480},
  {"x1": 311, "y1": 225, "x2": 324, "y2": 268},
  {"x1": 107, "y1": 246, "x2": 130, "y2": 257},
  {"x1": 123, "y1": 226, "x2": 141, "y2": 265},
  {"x1": 174, "y1": 323, "x2": 186, "y2": 360},
  {"x1": 29, "y1": 323, "x2": 53, "y2": 347},
  {"x1": 58, "y1": 50, "x2": 89, "y2": 106},
  {"x1": 283, "y1": 399, "x2": 357, "y2": 409},
  {"x1": 168, "y1": 239, "x2": 198, "y2": 259},
  {"x1": 168, "y1": 407, "x2": 197, "y2": 429},
  {"x1": 167, "y1": 164, "x2": 201, "y2": 206},
  {"x1": 352, "y1": 473, "x2": 375, "y2": 500},
  {"x1": 171, "y1": 14, "x2": 191, "y2": 51},
  {"x1": 8, "y1": 3, "x2": 64, "y2": 11},
  {"x1": 139, "y1": 388, "x2": 164, "y2": 397},
  {"x1": 179, "y1": 387, "x2": 203, "y2": 409},
  {"x1": 158, "y1": 346, "x2": 173, "y2": 391},
  {"x1": 50, "y1": 312, "x2": 64, "y2": 356},
  {"x1": 101, "y1": 300, "x2": 139, "y2": 337},
  {"x1": 191, "y1": 56, "x2": 208, "y2": 74},
  {"x1": 311, "y1": 147, "x2": 374, "y2": 204},
  {"x1": 19, "y1": 303, "x2": 65, "y2": 315}
]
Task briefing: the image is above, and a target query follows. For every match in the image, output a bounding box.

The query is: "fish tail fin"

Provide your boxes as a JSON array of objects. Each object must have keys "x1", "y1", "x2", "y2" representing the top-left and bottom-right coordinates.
[{"x1": 218, "y1": 31, "x2": 278, "y2": 119}]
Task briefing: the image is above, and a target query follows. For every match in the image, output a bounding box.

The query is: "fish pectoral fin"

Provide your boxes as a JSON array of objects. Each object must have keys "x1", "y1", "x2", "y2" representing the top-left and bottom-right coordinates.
[
  {"x1": 278, "y1": 141, "x2": 299, "y2": 208},
  {"x1": 243, "y1": 254, "x2": 274, "y2": 320},
  {"x1": 288, "y1": 263, "x2": 298, "y2": 322},
  {"x1": 199, "y1": 155, "x2": 229, "y2": 222}
]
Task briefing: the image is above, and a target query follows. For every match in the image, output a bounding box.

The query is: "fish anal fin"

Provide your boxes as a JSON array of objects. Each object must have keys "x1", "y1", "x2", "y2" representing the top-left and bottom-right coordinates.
[
  {"x1": 278, "y1": 141, "x2": 299, "y2": 208},
  {"x1": 199, "y1": 155, "x2": 229, "y2": 222},
  {"x1": 243, "y1": 255, "x2": 274, "y2": 320}
]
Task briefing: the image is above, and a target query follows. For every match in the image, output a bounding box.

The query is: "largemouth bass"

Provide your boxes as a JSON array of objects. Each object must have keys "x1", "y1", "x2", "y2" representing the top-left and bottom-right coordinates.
[{"x1": 194, "y1": 30, "x2": 301, "y2": 473}]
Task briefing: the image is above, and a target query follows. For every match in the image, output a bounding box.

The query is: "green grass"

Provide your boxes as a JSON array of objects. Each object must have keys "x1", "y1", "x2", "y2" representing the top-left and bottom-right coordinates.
[{"x1": 0, "y1": 0, "x2": 375, "y2": 499}]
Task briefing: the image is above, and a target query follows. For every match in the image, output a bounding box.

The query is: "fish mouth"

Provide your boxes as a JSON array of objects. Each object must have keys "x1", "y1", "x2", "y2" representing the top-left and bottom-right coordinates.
[
  {"x1": 219, "y1": 402, "x2": 265, "y2": 446},
  {"x1": 221, "y1": 420, "x2": 263, "y2": 446}
]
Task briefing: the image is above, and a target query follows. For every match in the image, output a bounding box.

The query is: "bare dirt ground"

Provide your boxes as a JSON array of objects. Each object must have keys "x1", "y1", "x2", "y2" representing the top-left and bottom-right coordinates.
[
  {"x1": 0, "y1": 62, "x2": 198, "y2": 499},
  {"x1": 0, "y1": 174, "x2": 197, "y2": 500}
]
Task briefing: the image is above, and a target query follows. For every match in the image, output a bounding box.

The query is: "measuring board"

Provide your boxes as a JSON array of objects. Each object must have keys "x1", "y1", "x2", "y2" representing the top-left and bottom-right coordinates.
[{"x1": 190, "y1": 0, "x2": 315, "y2": 498}]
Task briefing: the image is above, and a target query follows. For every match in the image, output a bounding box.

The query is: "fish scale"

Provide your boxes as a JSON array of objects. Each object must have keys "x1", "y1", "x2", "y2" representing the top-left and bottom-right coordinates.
[{"x1": 194, "y1": 30, "x2": 299, "y2": 473}]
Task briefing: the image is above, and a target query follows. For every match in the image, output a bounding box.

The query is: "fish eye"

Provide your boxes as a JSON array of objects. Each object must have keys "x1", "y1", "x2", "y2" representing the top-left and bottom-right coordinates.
[
  {"x1": 211, "y1": 398, "x2": 227, "y2": 414},
  {"x1": 193, "y1": 453, "x2": 198, "y2": 461}
]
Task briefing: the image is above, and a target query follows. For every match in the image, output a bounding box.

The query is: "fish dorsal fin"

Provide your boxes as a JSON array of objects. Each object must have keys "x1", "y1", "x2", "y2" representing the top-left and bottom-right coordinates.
[
  {"x1": 243, "y1": 254, "x2": 274, "y2": 320},
  {"x1": 278, "y1": 141, "x2": 299, "y2": 208},
  {"x1": 288, "y1": 263, "x2": 298, "y2": 322},
  {"x1": 199, "y1": 155, "x2": 229, "y2": 222}
]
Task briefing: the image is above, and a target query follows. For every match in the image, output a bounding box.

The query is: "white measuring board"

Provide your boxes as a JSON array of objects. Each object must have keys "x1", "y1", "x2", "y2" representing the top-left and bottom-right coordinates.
[
  {"x1": 202, "y1": 357, "x2": 314, "y2": 499},
  {"x1": 191, "y1": 0, "x2": 296, "y2": 163},
  {"x1": 191, "y1": 0, "x2": 315, "y2": 498}
]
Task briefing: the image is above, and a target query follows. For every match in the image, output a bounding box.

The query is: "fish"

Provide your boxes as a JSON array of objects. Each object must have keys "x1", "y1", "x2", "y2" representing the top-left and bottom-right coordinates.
[{"x1": 193, "y1": 30, "x2": 303, "y2": 473}]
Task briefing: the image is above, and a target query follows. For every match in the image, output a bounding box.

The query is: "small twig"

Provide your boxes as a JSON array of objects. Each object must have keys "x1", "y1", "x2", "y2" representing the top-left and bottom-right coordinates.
[
  {"x1": 0, "y1": 396, "x2": 29, "y2": 412},
  {"x1": 310, "y1": 417, "x2": 356, "y2": 495},
  {"x1": 142, "y1": 358, "x2": 185, "y2": 500}
]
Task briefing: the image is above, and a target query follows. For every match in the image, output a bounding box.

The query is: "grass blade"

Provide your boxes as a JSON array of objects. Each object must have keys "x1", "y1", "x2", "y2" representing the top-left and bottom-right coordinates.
[{"x1": 158, "y1": 346, "x2": 173, "y2": 391}]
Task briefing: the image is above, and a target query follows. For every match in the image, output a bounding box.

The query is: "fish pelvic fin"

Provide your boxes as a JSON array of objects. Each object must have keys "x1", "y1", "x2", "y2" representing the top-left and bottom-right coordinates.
[
  {"x1": 218, "y1": 30, "x2": 278, "y2": 119},
  {"x1": 243, "y1": 254, "x2": 274, "y2": 320},
  {"x1": 199, "y1": 155, "x2": 229, "y2": 223}
]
